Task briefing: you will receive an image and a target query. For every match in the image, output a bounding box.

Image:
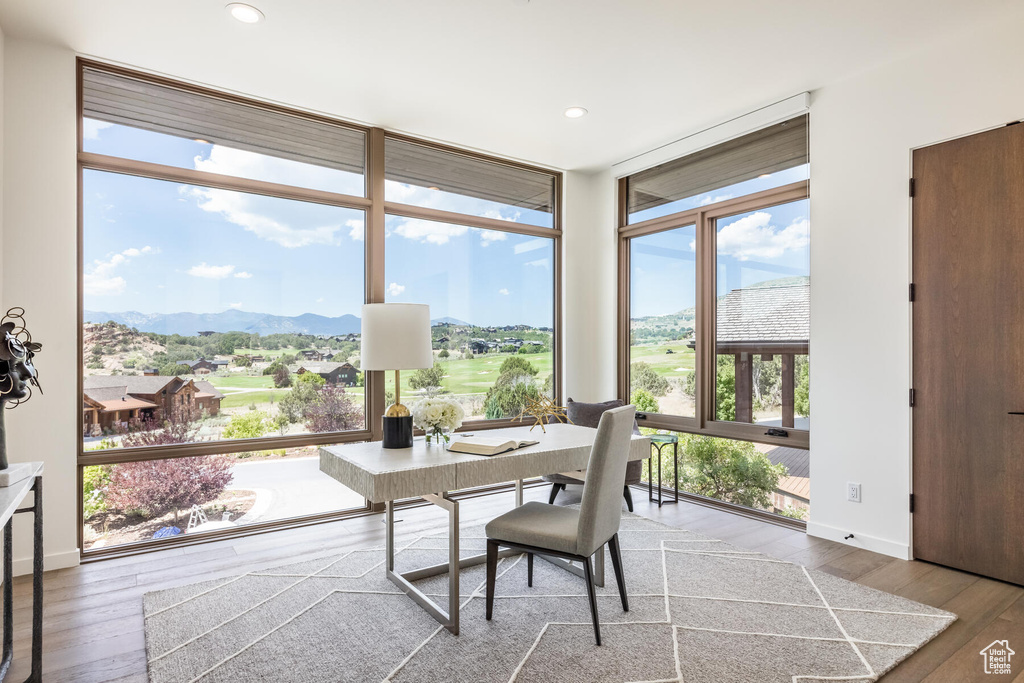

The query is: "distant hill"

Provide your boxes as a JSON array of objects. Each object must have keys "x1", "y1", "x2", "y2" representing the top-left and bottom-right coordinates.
[
  {"x1": 430, "y1": 316, "x2": 471, "y2": 326},
  {"x1": 84, "y1": 309, "x2": 484, "y2": 336},
  {"x1": 84, "y1": 309, "x2": 362, "y2": 337}
]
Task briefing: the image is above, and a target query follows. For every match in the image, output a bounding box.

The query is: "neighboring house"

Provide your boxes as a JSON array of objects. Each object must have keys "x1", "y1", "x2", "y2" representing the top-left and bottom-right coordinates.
[
  {"x1": 83, "y1": 375, "x2": 224, "y2": 436},
  {"x1": 296, "y1": 362, "x2": 359, "y2": 386},
  {"x1": 469, "y1": 340, "x2": 490, "y2": 354},
  {"x1": 176, "y1": 357, "x2": 230, "y2": 375},
  {"x1": 142, "y1": 367, "x2": 160, "y2": 376},
  {"x1": 688, "y1": 281, "x2": 809, "y2": 427},
  {"x1": 301, "y1": 349, "x2": 324, "y2": 361}
]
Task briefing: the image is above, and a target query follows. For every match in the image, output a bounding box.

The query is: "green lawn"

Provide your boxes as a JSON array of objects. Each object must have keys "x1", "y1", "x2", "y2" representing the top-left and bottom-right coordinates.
[
  {"x1": 220, "y1": 389, "x2": 291, "y2": 409},
  {"x1": 629, "y1": 342, "x2": 695, "y2": 379},
  {"x1": 207, "y1": 375, "x2": 275, "y2": 389},
  {"x1": 385, "y1": 351, "x2": 553, "y2": 396}
]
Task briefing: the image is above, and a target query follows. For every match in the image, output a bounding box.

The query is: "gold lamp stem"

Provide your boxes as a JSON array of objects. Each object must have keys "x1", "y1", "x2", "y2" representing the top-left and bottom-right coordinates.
[{"x1": 394, "y1": 369, "x2": 401, "y2": 407}]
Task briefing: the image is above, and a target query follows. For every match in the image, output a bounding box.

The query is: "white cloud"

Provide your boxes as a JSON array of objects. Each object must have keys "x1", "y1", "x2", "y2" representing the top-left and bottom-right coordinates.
[
  {"x1": 715, "y1": 212, "x2": 810, "y2": 261},
  {"x1": 392, "y1": 218, "x2": 468, "y2": 245},
  {"x1": 234, "y1": 271, "x2": 253, "y2": 279},
  {"x1": 83, "y1": 119, "x2": 114, "y2": 141},
  {"x1": 498, "y1": 288, "x2": 509, "y2": 295},
  {"x1": 480, "y1": 229, "x2": 507, "y2": 246},
  {"x1": 316, "y1": 297, "x2": 325, "y2": 303},
  {"x1": 83, "y1": 246, "x2": 155, "y2": 296},
  {"x1": 191, "y1": 186, "x2": 347, "y2": 248},
  {"x1": 699, "y1": 193, "x2": 734, "y2": 206},
  {"x1": 228, "y1": 302, "x2": 243, "y2": 309},
  {"x1": 188, "y1": 263, "x2": 236, "y2": 279},
  {"x1": 387, "y1": 282, "x2": 406, "y2": 297},
  {"x1": 347, "y1": 218, "x2": 365, "y2": 242}
]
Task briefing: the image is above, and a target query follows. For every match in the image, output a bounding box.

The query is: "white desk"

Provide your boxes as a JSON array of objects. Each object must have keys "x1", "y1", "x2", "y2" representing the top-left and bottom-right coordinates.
[{"x1": 320, "y1": 424, "x2": 650, "y2": 634}]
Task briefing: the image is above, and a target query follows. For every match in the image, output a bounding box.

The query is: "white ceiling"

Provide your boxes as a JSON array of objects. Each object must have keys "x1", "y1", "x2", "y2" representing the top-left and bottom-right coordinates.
[{"x1": 0, "y1": 0, "x2": 1013, "y2": 171}]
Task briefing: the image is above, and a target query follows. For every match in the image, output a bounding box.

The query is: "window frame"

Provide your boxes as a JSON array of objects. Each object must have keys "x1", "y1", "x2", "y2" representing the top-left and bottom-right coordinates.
[
  {"x1": 76, "y1": 59, "x2": 562, "y2": 558},
  {"x1": 617, "y1": 178, "x2": 809, "y2": 450}
]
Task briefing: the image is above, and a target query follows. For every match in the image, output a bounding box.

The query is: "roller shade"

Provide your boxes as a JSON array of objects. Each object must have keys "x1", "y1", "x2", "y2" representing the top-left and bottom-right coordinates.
[
  {"x1": 385, "y1": 137, "x2": 555, "y2": 215},
  {"x1": 82, "y1": 67, "x2": 366, "y2": 176},
  {"x1": 627, "y1": 115, "x2": 808, "y2": 215}
]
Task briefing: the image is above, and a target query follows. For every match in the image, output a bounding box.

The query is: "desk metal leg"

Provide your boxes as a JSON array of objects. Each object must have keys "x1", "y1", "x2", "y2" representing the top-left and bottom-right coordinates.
[{"x1": 0, "y1": 476, "x2": 43, "y2": 683}]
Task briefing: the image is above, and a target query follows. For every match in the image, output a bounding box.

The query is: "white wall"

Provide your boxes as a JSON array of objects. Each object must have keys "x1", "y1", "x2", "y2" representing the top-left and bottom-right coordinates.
[
  {"x1": 2, "y1": 38, "x2": 79, "y2": 572},
  {"x1": 562, "y1": 169, "x2": 617, "y2": 403},
  {"x1": 806, "y1": 5, "x2": 1024, "y2": 558}
]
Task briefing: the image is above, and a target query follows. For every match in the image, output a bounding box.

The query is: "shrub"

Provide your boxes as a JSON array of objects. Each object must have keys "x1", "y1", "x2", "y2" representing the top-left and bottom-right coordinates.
[
  {"x1": 105, "y1": 456, "x2": 233, "y2": 523},
  {"x1": 496, "y1": 356, "x2": 538, "y2": 383},
  {"x1": 223, "y1": 411, "x2": 271, "y2": 440},
  {"x1": 681, "y1": 436, "x2": 786, "y2": 510},
  {"x1": 295, "y1": 371, "x2": 326, "y2": 387},
  {"x1": 630, "y1": 389, "x2": 660, "y2": 414},
  {"x1": 500, "y1": 344, "x2": 518, "y2": 354},
  {"x1": 409, "y1": 362, "x2": 446, "y2": 392},
  {"x1": 630, "y1": 361, "x2": 669, "y2": 396},
  {"x1": 518, "y1": 344, "x2": 545, "y2": 354},
  {"x1": 263, "y1": 360, "x2": 287, "y2": 376},
  {"x1": 484, "y1": 381, "x2": 539, "y2": 420},
  {"x1": 82, "y1": 465, "x2": 110, "y2": 518},
  {"x1": 795, "y1": 358, "x2": 810, "y2": 417},
  {"x1": 272, "y1": 365, "x2": 292, "y2": 388},
  {"x1": 438, "y1": 349, "x2": 450, "y2": 359},
  {"x1": 305, "y1": 386, "x2": 364, "y2": 433},
  {"x1": 120, "y1": 410, "x2": 201, "y2": 448},
  {"x1": 463, "y1": 351, "x2": 474, "y2": 360}
]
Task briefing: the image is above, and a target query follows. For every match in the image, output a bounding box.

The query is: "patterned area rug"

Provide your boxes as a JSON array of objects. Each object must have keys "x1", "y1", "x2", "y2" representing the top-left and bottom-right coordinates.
[{"x1": 143, "y1": 513, "x2": 955, "y2": 682}]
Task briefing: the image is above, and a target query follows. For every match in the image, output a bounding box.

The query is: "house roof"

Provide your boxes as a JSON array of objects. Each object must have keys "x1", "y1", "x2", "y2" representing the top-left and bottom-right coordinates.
[
  {"x1": 176, "y1": 358, "x2": 229, "y2": 367},
  {"x1": 297, "y1": 362, "x2": 355, "y2": 374},
  {"x1": 85, "y1": 374, "x2": 184, "y2": 395},
  {"x1": 193, "y1": 380, "x2": 225, "y2": 400},
  {"x1": 716, "y1": 283, "x2": 809, "y2": 343},
  {"x1": 762, "y1": 445, "x2": 810, "y2": 501},
  {"x1": 82, "y1": 384, "x2": 160, "y2": 412}
]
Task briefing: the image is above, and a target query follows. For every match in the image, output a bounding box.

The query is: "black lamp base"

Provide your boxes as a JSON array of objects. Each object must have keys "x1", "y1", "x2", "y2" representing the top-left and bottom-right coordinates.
[{"x1": 382, "y1": 415, "x2": 414, "y2": 449}]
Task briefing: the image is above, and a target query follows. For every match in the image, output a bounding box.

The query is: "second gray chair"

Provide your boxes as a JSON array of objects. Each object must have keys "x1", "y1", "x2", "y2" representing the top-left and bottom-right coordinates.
[{"x1": 484, "y1": 404, "x2": 637, "y2": 645}]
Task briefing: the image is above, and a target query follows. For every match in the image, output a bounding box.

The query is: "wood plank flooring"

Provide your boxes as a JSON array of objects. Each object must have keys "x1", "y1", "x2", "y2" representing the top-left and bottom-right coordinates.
[{"x1": 4, "y1": 485, "x2": 1021, "y2": 681}]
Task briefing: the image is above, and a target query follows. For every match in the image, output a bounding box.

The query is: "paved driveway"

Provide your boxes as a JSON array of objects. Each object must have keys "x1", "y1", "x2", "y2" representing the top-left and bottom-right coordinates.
[{"x1": 228, "y1": 456, "x2": 366, "y2": 524}]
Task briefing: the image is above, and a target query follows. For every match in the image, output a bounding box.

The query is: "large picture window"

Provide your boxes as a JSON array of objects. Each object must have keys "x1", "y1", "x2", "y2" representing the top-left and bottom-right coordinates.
[
  {"x1": 619, "y1": 116, "x2": 809, "y2": 521},
  {"x1": 78, "y1": 61, "x2": 561, "y2": 555}
]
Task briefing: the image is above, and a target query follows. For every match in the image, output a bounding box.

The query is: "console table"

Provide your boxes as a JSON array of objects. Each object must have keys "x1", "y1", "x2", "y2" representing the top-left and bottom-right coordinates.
[
  {"x1": 320, "y1": 424, "x2": 649, "y2": 635},
  {"x1": 0, "y1": 463, "x2": 43, "y2": 683}
]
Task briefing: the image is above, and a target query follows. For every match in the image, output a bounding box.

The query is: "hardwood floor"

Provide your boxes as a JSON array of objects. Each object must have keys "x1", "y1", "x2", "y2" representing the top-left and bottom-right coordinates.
[{"x1": 6, "y1": 485, "x2": 1022, "y2": 681}]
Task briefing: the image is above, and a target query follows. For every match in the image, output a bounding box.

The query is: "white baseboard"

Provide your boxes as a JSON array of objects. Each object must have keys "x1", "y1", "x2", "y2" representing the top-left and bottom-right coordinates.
[
  {"x1": 13, "y1": 548, "x2": 80, "y2": 576},
  {"x1": 806, "y1": 521, "x2": 911, "y2": 560}
]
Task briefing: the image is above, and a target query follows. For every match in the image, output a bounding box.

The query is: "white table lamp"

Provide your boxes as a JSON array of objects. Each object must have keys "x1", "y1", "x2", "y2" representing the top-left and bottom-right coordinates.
[{"x1": 360, "y1": 303, "x2": 433, "y2": 448}]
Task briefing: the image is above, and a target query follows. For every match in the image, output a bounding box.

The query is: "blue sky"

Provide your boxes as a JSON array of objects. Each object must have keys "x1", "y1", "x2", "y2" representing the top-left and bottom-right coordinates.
[
  {"x1": 630, "y1": 199, "x2": 809, "y2": 318},
  {"x1": 82, "y1": 120, "x2": 555, "y2": 328}
]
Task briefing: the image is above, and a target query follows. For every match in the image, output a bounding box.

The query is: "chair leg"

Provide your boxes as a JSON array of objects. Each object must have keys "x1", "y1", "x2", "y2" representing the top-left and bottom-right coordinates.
[
  {"x1": 548, "y1": 483, "x2": 563, "y2": 505},
  {"x1": 622, "y1": 485, "x2": 634, "y2": 512},
  {"x1": 608, "y1": 533, "x2": 629, "y2": 612},
  {"x1": 486, "y1": 539, "x2": 499, "y2": 620},
  {"x1": 582, "y1": 556, "x2": 602, "y2": 646},
  {"x1": 527, "y1": 552, "x2": 534, "y2": 587}
]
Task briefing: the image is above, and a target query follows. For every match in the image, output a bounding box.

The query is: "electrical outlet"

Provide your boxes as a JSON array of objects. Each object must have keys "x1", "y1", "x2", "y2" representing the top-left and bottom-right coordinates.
[{"x1": 847, "y1": 482, "x2": 862, "y2": 503}]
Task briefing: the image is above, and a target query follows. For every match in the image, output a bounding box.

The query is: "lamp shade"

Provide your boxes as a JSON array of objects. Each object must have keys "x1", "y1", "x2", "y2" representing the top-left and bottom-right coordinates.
[{"x1": 360, "y1": 303, "x2": 433, "y2": 371}]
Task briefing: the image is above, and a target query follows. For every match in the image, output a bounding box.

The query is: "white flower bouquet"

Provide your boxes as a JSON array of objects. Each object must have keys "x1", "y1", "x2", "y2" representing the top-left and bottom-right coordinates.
[{"x1": 411, "y1": 398, "x2": 465, "y2": 445}]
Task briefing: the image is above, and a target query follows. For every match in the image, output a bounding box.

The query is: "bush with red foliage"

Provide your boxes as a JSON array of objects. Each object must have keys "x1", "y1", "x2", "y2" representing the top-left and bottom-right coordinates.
[{"x1": 304, "y1": 386, "x2": 364, "y2": 433}]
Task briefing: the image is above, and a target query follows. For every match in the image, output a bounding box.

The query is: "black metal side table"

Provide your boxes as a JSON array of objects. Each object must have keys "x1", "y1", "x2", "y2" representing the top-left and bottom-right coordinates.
[
  {"x1": 647, "y1": 434, "x2": 679, "y2": 507},
  {"x1": 0, "y1": 463, "x2": 43, "y2": 683}
]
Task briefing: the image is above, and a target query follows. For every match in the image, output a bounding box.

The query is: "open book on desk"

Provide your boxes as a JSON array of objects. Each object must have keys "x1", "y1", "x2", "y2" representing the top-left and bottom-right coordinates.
[{"x1": 447, "y1": 436, "x2": 540, "y2": 456}]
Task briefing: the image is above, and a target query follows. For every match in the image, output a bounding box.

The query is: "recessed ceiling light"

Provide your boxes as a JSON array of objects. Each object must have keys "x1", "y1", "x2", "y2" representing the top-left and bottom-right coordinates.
[
  {"x1": 564, "y1": 106, "x2": 588, "y2": 119},
  {"x1": 227, "y1": 3, "x2": 264, "y2": 23},
  {"x1": 758, "y1": 173, "x2": 772, "y2": 179},
  {"x1": 194, "y1": 138, "x2": 210, "y2": 144},
  {"x1": 428, "y1": 186, "x2": 440, "y2": 191}
]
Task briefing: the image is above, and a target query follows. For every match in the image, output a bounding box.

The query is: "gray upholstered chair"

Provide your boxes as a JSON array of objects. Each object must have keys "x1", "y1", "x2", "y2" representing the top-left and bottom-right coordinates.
[
  {"x1": 542, "y1": 398, "x2": 642, "y2": 511},
  {"x1": 485, "y1": 405, "x2": 636, "y2": 645}
]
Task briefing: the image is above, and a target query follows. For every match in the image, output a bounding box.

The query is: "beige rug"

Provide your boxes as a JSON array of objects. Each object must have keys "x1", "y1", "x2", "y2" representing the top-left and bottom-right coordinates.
[{"x1": 143, "y1": 513, "x2": 955, "y2": 682}]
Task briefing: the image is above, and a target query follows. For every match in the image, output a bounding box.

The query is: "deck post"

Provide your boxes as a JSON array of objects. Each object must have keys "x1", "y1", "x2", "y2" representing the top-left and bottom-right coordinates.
[
  {"x1": 734, "y1": 353, "x2": 753, "y2": 423},
  {"x1": 782, "y1": 353, "x2": 795, "y2": 428}
]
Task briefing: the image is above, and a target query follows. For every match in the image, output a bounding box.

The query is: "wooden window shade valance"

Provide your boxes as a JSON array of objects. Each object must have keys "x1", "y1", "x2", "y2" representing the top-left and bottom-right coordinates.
[
  {"x1": 626, "y1": 114, "x2": 808, "y2": 215},
  {"x1": 384, "y1": 137, "x2": 556, "y2": 215},
  {"x1": 81, "y1": 67, "x2": 366, "y2": 176}
]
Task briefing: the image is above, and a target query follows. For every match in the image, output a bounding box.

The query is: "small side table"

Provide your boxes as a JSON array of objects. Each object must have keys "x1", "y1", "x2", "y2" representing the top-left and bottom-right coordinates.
[
  {"x1": 0, "y1": 463, "x2": 43, "y2": 683},
  {"x1": 647, "y1": 434, "x2": 679, "y2": 507}
]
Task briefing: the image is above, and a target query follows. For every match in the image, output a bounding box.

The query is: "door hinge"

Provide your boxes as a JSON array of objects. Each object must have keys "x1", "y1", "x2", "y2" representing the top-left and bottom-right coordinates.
[
  {"x1": 909, "y1": 177, "x2": 916, "y2": 197},
  {"x1": 909, "y1": 493, "x2": 915, "y2": 513},
  {"x1": 909, "y1": 283, "x2": 915, "y2": 302},
  {"x1": 909, "y1": 388, "x2": 916, "y2": 407}
]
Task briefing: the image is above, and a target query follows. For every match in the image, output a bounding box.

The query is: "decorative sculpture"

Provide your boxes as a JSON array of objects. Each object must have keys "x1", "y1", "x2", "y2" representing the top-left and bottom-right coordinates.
[
  {"x1": 0, "y1": 307, "x2": 43, "y2": 471},
  {"x1": 513, "y1": 395, "x2": 572, "y2": 433}
]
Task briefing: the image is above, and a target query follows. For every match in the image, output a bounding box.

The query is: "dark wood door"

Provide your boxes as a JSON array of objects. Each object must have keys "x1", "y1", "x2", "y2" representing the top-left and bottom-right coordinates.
[{"x1": 913, "y1": 123, "x2": 1024, "y2": 585}]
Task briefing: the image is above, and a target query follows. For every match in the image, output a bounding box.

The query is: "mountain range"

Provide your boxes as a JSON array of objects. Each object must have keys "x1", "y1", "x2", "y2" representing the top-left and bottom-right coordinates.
[{"x1": 83, "y1": 310, "x2": 474, "y2": 337}]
